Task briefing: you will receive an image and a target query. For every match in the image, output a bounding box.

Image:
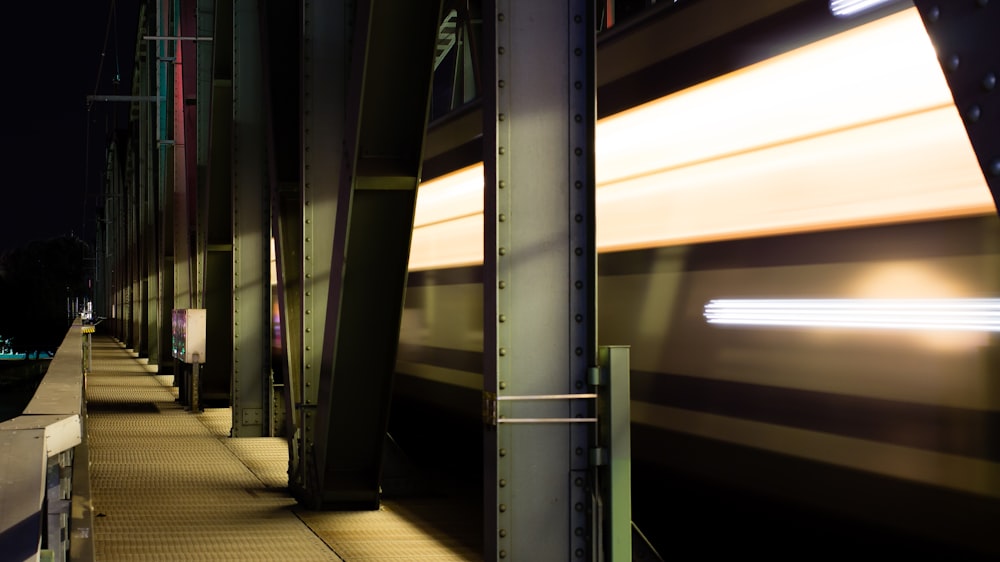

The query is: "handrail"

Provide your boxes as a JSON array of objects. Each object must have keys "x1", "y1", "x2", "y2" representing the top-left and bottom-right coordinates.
[{"x1": 0, "y1": 319, "x2": 94, "y2": 562}]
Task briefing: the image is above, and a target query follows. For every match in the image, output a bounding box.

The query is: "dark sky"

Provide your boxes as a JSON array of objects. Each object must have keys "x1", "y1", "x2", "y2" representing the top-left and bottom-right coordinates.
[{"x1": 0, "y1": 1, "x2": 139, "y2": 254}]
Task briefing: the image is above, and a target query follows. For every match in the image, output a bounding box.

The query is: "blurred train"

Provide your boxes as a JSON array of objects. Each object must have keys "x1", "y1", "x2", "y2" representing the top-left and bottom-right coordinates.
[
  {"x1": 261, "y1": 1, "x2": 998, "y2": 555},
  {"x1": 387, "y1": 3, "x2": 1000, "y2": 556}
]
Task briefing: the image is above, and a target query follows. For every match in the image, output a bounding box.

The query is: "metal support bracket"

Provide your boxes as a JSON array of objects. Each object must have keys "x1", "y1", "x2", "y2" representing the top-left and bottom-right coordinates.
[{"x1": 484, "y1": 393, "x2": 600, "y2": 425}]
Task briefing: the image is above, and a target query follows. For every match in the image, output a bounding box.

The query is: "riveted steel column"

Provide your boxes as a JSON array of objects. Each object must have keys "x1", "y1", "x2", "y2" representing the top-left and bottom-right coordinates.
[
  {"x1": 173, "y1": 3, "x2": 193, "y2": 314},
  {"x1": 204, "y1": 0, "x2": 234, "y2": 406},
  {"x1": 256, "y1": 0, "x2": 310, "y2": 489},
  {"x1": 124, "y1": 141, "x2": 132, "y2": 346},
  {"x1": 123, "y1": 138, "x2": 136, "y2": 349},
  {"x1": 169, "y1": 0, "x2": 198, "y2": 405},
  {"x1": 106, "y1": 141, "x2": 125, "y2": 340},
  {"x1": 195, "y1": 0, "x2": 214, "y2": 308},
  {"x1": 483, "y1": 0, "x2": 597, "y2": 559},
  {"x1": 282, "y1": 0, "x2": 349, "y2": 500},
  {"x1": 127, "y1": 141, "x2": 141, "y2": 353},
  {"x1": 122, "y1": 138, "x2": 131, "y2": 346},
  {"x1": 132, "y1": 141, "x2": 143, "y2": 353},
  {"x1": 105, "y1": 146, "x2": 113, "y2": 339},
  {"x1": 173, "y1": 0, "x2": 203, "y2": 318},
  {"x1": 118, "y1": 139, "x2": 130, "y2": 345},
  {"x1": 138, "y1": 5, "x2": 162, "y2": 364},
  {"x1": 913, "y1": 1, "x2": 1000, "y2": 212},
  {"x1": 232, "y1": 0, "x2": 271, "y2": 436},
  {"x1": 157, "y1": 0, "x2": 177, "y2": 380},
  {"x1": 107, "y1": 148, "x2": 118, "y2": 338},
  {"x1": 135, "y1": 5, "x2": 161, "y2": 363},
  {"x1": 257, "y1": 0, "x2": 299, "y2": 436},
  {"x1": 258, "y1": 0, "x2": 301, "y2": 435},
  {"x1": 194, "y1": 0, "x2": 237, "y2": 403},
  {"x1": 312, "y1": 0, "x2": 441, "y2": 509}
]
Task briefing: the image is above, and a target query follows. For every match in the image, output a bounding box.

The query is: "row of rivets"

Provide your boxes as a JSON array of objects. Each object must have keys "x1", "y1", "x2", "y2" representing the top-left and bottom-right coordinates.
[
  {"x1": 497, "y1": 6, "x2": 512, "y2": 560},
  {"x1": 570, "y1": 6, "x2": 591, "y2": 559},
  {"x1": 927, "y1": 3, "x2": 999, "y2": 176}
]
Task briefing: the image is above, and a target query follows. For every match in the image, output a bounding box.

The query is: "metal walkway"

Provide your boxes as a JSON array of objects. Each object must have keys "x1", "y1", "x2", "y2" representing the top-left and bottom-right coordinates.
[{"x1": 86, "y1": 336, "x2": 479, "y2": 561}]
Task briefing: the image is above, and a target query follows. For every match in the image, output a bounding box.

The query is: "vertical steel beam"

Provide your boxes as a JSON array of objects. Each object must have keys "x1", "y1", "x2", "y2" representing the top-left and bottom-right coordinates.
[
  {"x1": 483, "y1": 0, "x2": 597, "y2": 559},
  {"x1": 195, "y1": 0, "x2": 215, "y2": 308},
  {"x1": 173, "y1": 0, "x2": 195, "y2": 313},
  {"x1": 95, "y1": 170, "x2": 106, "y2": 325},
  {"x1": 109, "y1": 148, "x2": 116, "y2": 340},
  {"x1": 183, "y1": 0, "x2": 236, "y2": 403},
  {"x1": 178, "y1": 0, "x2": 201, "y2": 313},
  {"x1": 291, "y1": 0, "x2": 350, "y2": 499},
  {"x1": 124, "y1": 139, "x2": 134, "y2": 350},
  {"x1": 232, "y1": 0, "x2": 271, "y2": 436},
  {"x1": 311, "y1": 0, "x2": 441, "y2": 509},
  {"x1": 122, "y1": 140, "x2": 130, "y2": 346},
  {"x1": 140, "y1": 5, "x2": 163, "y2": 365},
  {"x1": 135, "y1": 6, "x2": 149, "y2": 357},
  {"x1": 171, "y1": 0, "x2": 197, "y2": 404},
  {"x1": 121, "y1": 139, "x2": 130, "y2": 346},
  {"x1": 257, "y1": 0, "x2": 306, "y2": 476},
  {"x1": 107, "y1": 142, "x2": 125, "y2": 341},
  {"x1": 158, "y1": 0, "x2": 178, "y2": 381},
  {"x1": 259, "y1": 0, "x2": 300, "y2": 437},
  {"x1": 105, "y1": 153, "x2": 112, "y2": 338},
  {"x1": 205, "y1": 0, "x2": 235, "y2": 407},
  {"x1": 135, "y1": 18, "x2": 153, "y2": 360},
  {"x1": 129, "y1": 120, "x2": 141, "y2": 353},
  {"x1": 913, "y1": 1, "x2": 1000, "y2": 213},
  {"x1": 125, "y1": 89, "x2": 143, "y2": 356},
  {"x1": 121, "y1": 139, "x2": 133, "y2": 347}
]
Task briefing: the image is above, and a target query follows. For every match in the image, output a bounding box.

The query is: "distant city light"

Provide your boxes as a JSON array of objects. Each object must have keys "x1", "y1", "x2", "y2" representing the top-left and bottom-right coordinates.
[{"x1": 704, "y1": 299, "x2": 1000, "y2": 332}]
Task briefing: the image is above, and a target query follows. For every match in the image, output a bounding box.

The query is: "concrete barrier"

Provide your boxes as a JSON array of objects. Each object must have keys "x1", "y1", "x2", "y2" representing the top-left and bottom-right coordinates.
[{"x1": 0, "y1": 320, "x2": 94, "y2": 562}]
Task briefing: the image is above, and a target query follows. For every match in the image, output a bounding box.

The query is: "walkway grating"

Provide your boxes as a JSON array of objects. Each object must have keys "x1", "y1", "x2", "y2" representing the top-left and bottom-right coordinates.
[{"x1": 86, "y1": 336, "x2": 479, "y2": 561}]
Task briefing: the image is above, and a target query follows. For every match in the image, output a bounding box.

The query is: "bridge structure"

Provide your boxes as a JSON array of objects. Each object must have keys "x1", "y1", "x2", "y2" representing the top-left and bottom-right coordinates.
[
  {"x1": 93, "y1": 0, "x2": 631, "y2": 559},
  {"x1": 5, "y1": 0, "x2": 996, "y2": 560}
]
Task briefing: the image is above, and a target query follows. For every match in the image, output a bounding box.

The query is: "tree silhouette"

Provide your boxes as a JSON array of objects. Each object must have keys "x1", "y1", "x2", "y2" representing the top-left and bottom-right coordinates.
[{"x1": 0, "y1": 235, "x2": 91, "y2": 353}]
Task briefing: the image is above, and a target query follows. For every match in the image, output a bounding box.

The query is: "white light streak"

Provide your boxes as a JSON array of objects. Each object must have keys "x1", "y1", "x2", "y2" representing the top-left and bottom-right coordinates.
[
  {"x1": 704, "y1": 299, "x2": 1000, "y2": 332},
  {"x1": 830, "y1": 0, "x2": 898, "y2": 18}
]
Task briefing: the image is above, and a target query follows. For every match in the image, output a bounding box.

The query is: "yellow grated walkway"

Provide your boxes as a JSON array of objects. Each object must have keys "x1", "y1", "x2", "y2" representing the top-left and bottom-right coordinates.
[{"x1": 86, "y1": 336, "x2": 479, "y2": 561}]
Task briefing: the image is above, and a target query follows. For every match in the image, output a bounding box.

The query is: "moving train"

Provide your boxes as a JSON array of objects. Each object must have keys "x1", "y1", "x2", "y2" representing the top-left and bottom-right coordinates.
[{"x1": 384, "y1": 3, "x2": 1000, "y2": 555}]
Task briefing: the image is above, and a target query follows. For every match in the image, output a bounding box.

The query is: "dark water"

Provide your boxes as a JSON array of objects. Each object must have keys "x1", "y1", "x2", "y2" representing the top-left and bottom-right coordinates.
[{"x1": 0, "y1": 360, "x2": 50, "y2": 422}]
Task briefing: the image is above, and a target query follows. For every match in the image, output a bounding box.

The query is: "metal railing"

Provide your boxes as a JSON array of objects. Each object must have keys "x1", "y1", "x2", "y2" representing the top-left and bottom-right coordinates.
[{"x1": 0, "y1": 319, "x2": 94, "y2": 562}]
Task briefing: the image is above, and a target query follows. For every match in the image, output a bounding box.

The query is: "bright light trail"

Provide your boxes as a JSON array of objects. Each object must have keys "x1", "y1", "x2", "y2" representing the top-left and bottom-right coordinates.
[
  {"x1": 830, "y1": 0, "x2": 898, "y2": 18},
  {"x1": 704, "y1": 299, "x2": 1000, "y2": 332},
  {"x1": 406, "y1": 8, "x2": 992, "y2": 271}
]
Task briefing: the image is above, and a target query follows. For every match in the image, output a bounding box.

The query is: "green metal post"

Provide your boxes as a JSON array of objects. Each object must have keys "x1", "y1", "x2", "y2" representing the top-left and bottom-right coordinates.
[{"x1": 598, "y1": 345, "x2": 631, "y2": 560}]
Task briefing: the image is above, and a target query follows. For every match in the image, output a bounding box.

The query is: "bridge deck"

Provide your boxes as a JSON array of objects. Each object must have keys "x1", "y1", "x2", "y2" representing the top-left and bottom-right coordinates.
[{"x1": 86, "y1": 336, "x2": 478, "y2": 561}]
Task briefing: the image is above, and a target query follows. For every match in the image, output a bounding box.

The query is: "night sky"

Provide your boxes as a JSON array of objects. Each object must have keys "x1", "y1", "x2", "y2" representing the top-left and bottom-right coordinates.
[{"x1": 0, "y1": 1, "x2": 139, "y2": 254}]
